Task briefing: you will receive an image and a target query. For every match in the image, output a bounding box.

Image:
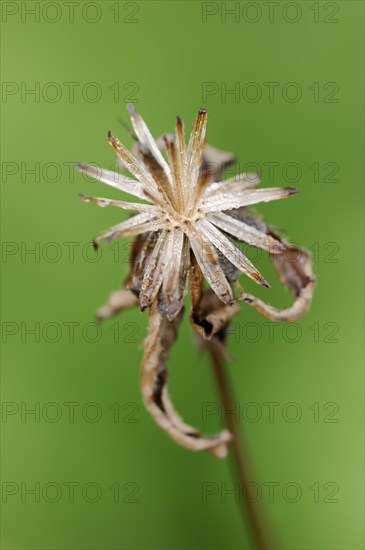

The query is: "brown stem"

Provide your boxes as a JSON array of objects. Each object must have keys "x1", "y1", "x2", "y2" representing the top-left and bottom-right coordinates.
[{"x1": 208, "y1": 343, "x2": 276, "y2": 550}]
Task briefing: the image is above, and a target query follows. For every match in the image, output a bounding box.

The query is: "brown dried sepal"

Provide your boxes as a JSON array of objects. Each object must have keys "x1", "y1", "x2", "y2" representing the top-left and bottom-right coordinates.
[
  {"x1": 141, "y1": 301, "x2": 232, "y2": 458},
  {"x1": 189, "y1": 252, "x2": 239, "y2": 363},
  {"x1": 238, "y1": 233, "x2": 316, "y2": 321},
  {"x1": 95, "y1": 290, "x2": 139, "y2": 321},
  {"x1": 124, "y1": 231, "x2": 160, "y2": 297},
  {"x1": 199, "y1": 142, "x2": 235, "y2": 184}
]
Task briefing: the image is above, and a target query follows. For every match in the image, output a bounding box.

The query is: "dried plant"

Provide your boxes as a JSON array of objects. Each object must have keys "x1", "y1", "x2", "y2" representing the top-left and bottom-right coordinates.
[{"x1": 77, "y1": 105, "x2": 315, "y2": 460}]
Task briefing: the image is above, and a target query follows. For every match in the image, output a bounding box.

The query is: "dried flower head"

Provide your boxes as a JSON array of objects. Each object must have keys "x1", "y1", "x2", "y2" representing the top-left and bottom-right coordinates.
[{"x1": 77, "y1": 105, "x2": 315, "y2": 458}]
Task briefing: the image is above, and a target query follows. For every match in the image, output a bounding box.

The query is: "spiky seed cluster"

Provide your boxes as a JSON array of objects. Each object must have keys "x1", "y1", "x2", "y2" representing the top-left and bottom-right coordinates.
[{"x1": 77, "y1": 105, "x2": 297, "y2": 320}]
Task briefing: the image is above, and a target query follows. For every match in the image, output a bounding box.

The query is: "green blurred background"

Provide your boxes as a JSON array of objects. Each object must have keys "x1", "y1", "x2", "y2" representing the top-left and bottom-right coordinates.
[{"x1": 1, "y1": 1, "x2": 364, "y2": 549}]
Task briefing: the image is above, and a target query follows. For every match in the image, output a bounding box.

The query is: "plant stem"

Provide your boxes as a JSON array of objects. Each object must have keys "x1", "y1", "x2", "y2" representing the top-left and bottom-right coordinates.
[{"x1": 208, "y1": 343, "x2": 275, "y2": 550}]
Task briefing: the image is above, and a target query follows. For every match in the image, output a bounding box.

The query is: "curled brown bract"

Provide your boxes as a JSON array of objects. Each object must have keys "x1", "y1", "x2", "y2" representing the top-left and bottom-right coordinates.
[
  {"x1": 237, "y1": 236, "x2": 316, "y2": 321},
  {"x1": 141, "y1": 301, "x2": 232, "y2": 458},
  {"x1": 96, "y1": 289, "x2": 139, "y2": 321}
]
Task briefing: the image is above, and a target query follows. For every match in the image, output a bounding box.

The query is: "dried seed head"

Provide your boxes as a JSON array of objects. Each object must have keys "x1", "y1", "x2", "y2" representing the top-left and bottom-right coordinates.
[
  {"x1": 78, "y1": 106, "x2": 315, "y2": 457},
  {"x1": 77, "y1": 105, "x2": 298, "y2": 319}
]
